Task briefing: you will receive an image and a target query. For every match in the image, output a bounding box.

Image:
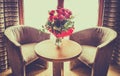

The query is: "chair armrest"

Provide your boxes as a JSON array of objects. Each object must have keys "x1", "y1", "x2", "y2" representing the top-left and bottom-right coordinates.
[
  {"x1": 5, "y1": 36, "x2": 21, "y2": 47},
  {"x1": 11, "y1": 40, "x2": 21, "y2": 46},
  {"x1": 5, "y1": 40, "x2": 25, "y2": 76},
  {"x1": 97, "y1": 41, "x2": 111, "y2": 49},
  {"x1": 97, "y1": 30, "x2": 117, "y2": 49},
  {"x1": 6, "y1": 38, "x2": 24, "y2": 63},
  {"x1": 93, "y1": 40, "x2": 115, "y2": 76},
  {"x1": 97, "y1": 37, "x2": 117, "y2": 49},
  {"x1": 4, "y1": 30, "x2": 21, "y2": 46}
]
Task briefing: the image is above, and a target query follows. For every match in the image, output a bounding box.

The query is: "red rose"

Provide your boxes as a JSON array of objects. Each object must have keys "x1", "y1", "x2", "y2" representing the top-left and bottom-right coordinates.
[
  {"x1": 54, "y1": 28, "x2": 74, "y2": 38},
  {"x1": 63, "y1": 12, "x2": 70, "y2": 19},
  {"x1": 56, "y1": 9, "x2": 63, "y2": 15},
  {"x1": 49, "y1": 10, "x2": 55, "y2": 16},
  {"x1": 68, "y1": 11, "x2": 72, "y2": 15},
  {"x1": 48, "y1": 16, "x2": 54, "y2": 22},
  {"x1": 65, "y1": 9, "x2": 72, "y2": 15},
  {"x1": 61, "y1": 8, "x2": 65, "y2": 12},
  {"x1": 58, "y1": 15, "x2": 65, "y2": 21},
  {"x1": 53, "y1": 15, "x2": 58, "y2": 20}
]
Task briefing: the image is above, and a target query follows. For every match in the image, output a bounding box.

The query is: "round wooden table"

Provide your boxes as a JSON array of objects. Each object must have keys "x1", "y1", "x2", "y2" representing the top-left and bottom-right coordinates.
[{"x1": 35, "y1": 39, "x2": 82, "y2": 76}]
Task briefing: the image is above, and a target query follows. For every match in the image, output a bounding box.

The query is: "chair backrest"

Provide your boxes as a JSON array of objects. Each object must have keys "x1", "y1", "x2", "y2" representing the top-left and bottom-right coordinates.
[
  {"x1": 70, "y1": 27, "x2": 117, "y2": 47},
  {"x1": 4, "y1": 25, "x2": 50, "y2": 44}
]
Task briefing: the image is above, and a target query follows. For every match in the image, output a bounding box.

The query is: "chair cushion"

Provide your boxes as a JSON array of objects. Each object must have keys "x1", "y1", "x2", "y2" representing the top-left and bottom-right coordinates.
[
  {"x1": 21, "y1": 43, "x2": 38, "y2": 65},
  {"x1": 78, "y1": 45, "x2": 97, "y2": 66}
]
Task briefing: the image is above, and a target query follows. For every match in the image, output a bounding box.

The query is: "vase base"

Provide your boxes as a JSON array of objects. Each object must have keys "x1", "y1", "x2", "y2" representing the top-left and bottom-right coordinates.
[{"x1": 55, "y1": 38, "x2": 62, "y2": 47}]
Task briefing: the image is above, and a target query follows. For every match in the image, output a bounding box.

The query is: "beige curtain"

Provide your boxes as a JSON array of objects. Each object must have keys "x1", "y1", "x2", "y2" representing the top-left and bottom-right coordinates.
[{"x1": 0, "y1": 0, "x2": 19, "y2": 72}]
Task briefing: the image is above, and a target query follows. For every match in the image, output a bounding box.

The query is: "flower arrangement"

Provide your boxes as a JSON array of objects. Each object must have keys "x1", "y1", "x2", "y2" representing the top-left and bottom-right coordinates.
[{"x1": 44, "y1": 8, "x2": 74, "y2": 38}]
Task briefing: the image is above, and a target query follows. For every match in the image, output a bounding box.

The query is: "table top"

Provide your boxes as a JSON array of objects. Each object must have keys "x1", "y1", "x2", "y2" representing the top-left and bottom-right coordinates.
[{"x1": 35, "y1": 39, "x2": 82, "y2": 61}]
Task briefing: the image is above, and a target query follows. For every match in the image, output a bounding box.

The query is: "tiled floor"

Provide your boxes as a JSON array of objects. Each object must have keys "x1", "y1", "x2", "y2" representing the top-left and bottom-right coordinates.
[{"x1": 0, "y1": 61, "x2": 120, "y2": 76}]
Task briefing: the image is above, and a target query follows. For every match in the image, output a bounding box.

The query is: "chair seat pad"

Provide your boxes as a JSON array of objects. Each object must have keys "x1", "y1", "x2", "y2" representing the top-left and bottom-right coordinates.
[
  {"x1": 78, "y1": 45, "x2": 97, "y2": 65},
  {"x1": 21, "y1": 43, "x2": 38, "y2": 64}
]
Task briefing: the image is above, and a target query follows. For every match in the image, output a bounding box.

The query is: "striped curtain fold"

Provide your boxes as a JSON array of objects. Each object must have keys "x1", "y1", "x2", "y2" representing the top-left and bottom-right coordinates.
[
  {"x1": 103, "y1": 0, "x2": 120, "y2": 65},
  {"x1": 0, "y1": 0, "x2": 19, "y2": 72}
]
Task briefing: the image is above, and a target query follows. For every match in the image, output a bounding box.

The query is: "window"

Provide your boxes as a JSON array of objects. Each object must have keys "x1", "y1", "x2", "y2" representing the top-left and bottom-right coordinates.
[
  {"x1": 64, "y1": 0, "x2": 99, "y2": 31},
  {"x1": 24, "y1": 0, "x2": 98, "y2": 32},
  {"x1": 24, "y1": 0, "x2": 57, "y2": 28}
]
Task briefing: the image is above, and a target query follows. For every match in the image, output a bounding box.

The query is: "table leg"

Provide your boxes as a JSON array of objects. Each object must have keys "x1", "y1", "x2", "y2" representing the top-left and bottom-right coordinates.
[{"x1": 53, "y1": 62, "x2": 63, "y2": 76}]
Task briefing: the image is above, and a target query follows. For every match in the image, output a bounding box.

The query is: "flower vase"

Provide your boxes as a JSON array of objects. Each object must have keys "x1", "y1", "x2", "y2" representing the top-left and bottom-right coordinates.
[{"x1": 55, "y1": 38, "x2": 62, "y2": 47}]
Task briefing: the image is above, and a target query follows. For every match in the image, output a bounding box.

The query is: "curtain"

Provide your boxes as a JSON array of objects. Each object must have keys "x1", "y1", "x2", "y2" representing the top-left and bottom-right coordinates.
[
  {"x1": 0, "y1": 0, "x2": 19, "y2": 72},
  {"x1": 102, "y1": 0, "x2": 120, "y2": 65}
]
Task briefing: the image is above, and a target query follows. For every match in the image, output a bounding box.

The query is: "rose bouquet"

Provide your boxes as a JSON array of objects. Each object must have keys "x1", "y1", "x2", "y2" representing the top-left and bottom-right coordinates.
[{"x1": 43, "y1": 8, "x2": 74, "y2": 46}]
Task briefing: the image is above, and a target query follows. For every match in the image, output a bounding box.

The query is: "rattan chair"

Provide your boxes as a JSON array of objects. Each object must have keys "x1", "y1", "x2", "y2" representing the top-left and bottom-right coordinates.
[
  {"x1": 4, "y1": 25, "x2": 50, "y2": 76},
  {"x1": 70, "y1": 27, "x2": 117, "y2": 76}
]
